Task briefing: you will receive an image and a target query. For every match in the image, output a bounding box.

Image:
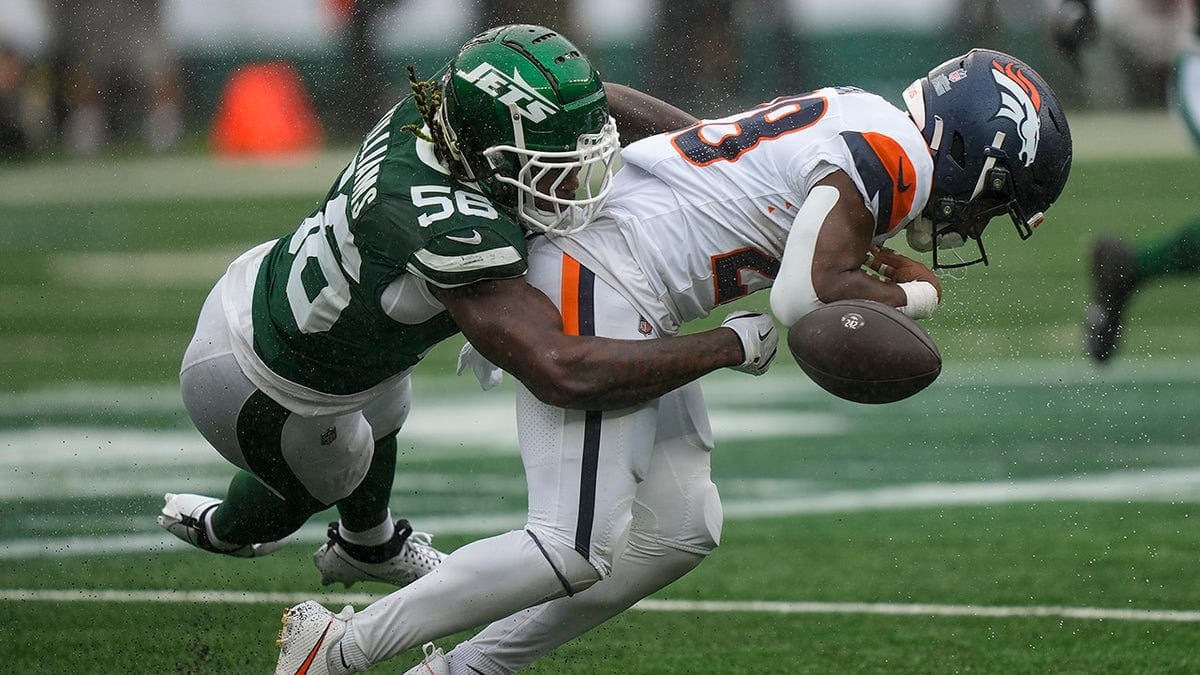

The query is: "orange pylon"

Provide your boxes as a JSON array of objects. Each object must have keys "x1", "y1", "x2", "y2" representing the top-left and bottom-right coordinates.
[{"x1": 211, "y1": 61, "x2": 324, "y2": 157}]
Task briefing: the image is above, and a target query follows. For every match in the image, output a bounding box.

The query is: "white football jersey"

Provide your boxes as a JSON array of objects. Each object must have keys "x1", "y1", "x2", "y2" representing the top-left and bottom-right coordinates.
[{"x1": 545, "y1": 87, "x2": 934, "y2": 334}]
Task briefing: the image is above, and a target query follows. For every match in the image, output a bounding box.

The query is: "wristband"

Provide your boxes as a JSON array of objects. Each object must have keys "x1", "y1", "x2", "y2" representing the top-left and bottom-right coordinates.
[{"x1": 898, "y1": 281, "x2": 939, "y2": 320}]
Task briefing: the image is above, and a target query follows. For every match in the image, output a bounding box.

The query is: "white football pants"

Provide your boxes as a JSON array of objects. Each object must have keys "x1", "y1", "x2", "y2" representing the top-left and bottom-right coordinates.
[{"x1": 342, "y1": 240, "x2": 723, "y2": 669}]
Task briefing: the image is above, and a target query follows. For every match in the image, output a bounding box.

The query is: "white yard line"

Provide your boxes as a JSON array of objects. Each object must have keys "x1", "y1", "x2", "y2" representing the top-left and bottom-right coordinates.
[
  {"x1": 0, "y1": 588, "x2": 1195, "y2": 623},
  {"x1": 632, "y1": 599, "x2": 1200, "y2": 623}
]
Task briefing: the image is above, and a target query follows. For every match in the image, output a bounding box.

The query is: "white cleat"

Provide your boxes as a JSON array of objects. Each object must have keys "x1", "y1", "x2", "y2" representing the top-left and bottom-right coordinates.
[
  {"x1": 402, "y1": 643, "x2": 449, "y2": 675},
  {"x1": 275, "y1": 601, "x2": 354, "y2": 675},
  {"x1": 313, "y1": 519, "x2": 445, "y2": 588},
  {"x1": 157, "y1": 492, "x2": 286, "y2": 558}
]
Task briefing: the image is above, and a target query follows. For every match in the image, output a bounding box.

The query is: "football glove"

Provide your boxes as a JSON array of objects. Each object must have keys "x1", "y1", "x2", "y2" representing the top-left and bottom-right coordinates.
[
  {"x1": 721, "y1": 311, "x2": 778, "y2": 376},
  {"x1": 456, "y1": 341, "x2": 504, "y2": 391}
]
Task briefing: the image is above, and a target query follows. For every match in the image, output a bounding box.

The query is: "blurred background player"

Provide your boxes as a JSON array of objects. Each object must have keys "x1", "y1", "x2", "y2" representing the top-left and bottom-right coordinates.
[
  {"x1": 1048, "y1": 0, "x2": 1196, "y2": 110},
  {"x1": 1084, "y1": 220, "x2": 1200, "y2": 362},
  {"x1": 158, "y1": 24, "x2": 775, "y2": 594},
  {"x1": 276, "y1": 47, "x2": 1073, "y2": 675},
  {"x1": 0, "y1": 43, "x2": 31, "y2": 159},
  {"x1": 1057, "y1": 0, "x2": 1200, "y2": 362},
  {"x1": 45, "y1": 0, "x2": 182, "y2": 154}
]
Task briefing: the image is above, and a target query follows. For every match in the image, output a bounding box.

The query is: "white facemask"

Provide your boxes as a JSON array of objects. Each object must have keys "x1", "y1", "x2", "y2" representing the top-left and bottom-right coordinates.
[{"x1": 906, "y1": 216, "x2": 966, "y2": 252}]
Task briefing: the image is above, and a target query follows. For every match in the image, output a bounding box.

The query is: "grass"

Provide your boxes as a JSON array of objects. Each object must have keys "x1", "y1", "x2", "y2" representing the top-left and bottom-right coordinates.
[{"x1": 3, "y1": 503, "x2": 1198, "y2": 672}]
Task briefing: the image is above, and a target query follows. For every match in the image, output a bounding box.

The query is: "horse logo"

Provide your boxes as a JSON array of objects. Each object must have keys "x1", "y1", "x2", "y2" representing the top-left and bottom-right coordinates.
[{"x1": 991, "y1": 60, "x2": 1042, "y2": 167}]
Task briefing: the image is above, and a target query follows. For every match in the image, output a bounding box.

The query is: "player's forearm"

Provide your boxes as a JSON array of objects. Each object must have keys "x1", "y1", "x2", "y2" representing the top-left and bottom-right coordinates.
[
  {"x1": 603, "y1": 82, "x2": 698, "y2": 144},
  {"x1": 816, "y1": 270, "x2": 909, "y2": 309},
  {"x1": 438, "y1": 277, "x2": 742, "y2": 410},
  {"x1": 522, "y1": 329, "x2": 743, "y2": 410}
]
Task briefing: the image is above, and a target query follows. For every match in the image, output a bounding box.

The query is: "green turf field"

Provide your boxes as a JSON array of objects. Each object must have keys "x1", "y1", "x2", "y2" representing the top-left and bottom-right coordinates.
[{"x1": 2, "y1": 123, "x2": 1199, "y2": 672}]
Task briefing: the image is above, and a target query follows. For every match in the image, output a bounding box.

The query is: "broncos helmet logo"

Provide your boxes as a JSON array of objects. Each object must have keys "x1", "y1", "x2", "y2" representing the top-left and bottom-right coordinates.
[{"x1": 990, "y1": 60, "x2": 1042, "y2": 167}]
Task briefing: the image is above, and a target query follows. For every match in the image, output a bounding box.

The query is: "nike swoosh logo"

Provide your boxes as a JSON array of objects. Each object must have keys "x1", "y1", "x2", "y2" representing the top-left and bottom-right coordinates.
[
  {"x1": 757, "y1": 327, "x2": 774, "y2": 340},
  {"x1": 896, "y1": 158, "x2": 912, "y2": 193},
  {"x1": 446, "y1": 230, "x2": 483, "y2": 245},
  {"x1": 295, "y1": 620, "x2": 333, "y2": 674}
]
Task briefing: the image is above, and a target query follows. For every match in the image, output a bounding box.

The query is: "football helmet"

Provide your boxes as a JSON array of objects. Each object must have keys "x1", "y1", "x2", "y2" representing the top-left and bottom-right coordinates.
[
  {"x1": 438, "y1": 24, "x2": 619, "y2": 234},
  {"x1": 902, "y1": 49, "x2": 1073, "y2": 268}
]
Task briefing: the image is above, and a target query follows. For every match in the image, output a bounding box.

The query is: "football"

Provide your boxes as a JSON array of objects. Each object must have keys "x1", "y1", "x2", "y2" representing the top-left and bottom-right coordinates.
[{"x1": 787, "y1": 299, "x2": 941, "y2": 404}]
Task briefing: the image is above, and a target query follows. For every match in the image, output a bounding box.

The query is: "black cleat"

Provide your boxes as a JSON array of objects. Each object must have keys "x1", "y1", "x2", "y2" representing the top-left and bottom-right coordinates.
[{"x1": 1084, "y1": 237, "x2": 1138, "y2": 363}]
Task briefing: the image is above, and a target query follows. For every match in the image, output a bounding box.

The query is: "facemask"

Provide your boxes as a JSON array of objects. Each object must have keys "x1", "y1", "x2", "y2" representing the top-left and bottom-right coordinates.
[{"x1": 906, "y1": 216, "x2": 966, "y2": 252}]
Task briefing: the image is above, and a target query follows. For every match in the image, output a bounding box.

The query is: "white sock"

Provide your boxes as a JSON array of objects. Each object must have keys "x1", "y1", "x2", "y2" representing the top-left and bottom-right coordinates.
[
  {"x1": 201, "y1": 508, "x2": 240, "y2": 552},
  {"x1": 338, "y1": 510, "x2": 395, "y2": 547},
  {"x1": 446, "y1": 642, "x2": 504, "y2": 675},
  {"x1": 335, "y1": 624, "x2": 371, "y2": 672}
]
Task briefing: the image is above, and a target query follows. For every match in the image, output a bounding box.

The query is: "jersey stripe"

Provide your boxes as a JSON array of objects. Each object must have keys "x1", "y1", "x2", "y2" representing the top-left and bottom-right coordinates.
[
  {"x1": 561, "y1": 255, "x2": 580, "y2": 335},
  {"x1": 560, "y1": 254, "x2": 598, "y2": 336},
  {"x1": 840, "y1": 130, "x2": 918, "y2": 234},
  {"x1": 575, "y1": 409, "x2": 602, "y2": 559},
  {"x1": 561, "y1": 255, "x2": 601, "y2": 560}
]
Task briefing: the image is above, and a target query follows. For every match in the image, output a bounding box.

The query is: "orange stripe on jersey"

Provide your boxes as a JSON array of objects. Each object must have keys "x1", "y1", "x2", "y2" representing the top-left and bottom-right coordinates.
[
  {"x1": 845, "y1": 131, "x2": 918, "y2": 234},
  {"x1": 560, "y1": 254, "x2": 582, "y2": 336},
  {"x1": 860, "y1": 132, "x2": 917, "y2": 232}
]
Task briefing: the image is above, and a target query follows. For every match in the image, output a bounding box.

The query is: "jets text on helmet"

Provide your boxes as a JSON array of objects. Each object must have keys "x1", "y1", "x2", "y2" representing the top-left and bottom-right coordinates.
[{"x1": 456, "y1": 62, "x2": 559, "y2": 123}]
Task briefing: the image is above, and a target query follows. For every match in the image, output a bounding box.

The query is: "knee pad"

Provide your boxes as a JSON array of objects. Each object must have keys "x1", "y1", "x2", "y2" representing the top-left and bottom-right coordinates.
[{"x1": 279, "y1": 411, "x2": 374, "y2": 505}]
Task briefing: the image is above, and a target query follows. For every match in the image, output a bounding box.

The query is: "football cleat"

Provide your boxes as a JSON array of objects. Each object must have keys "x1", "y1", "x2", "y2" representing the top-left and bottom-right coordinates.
[
  {"x1": 313, "y1": 519, "x2": 445, "y2": 588},
  {"x1": 1084, "y1": 237, "x2": 1138, "y2": 363},
  {"x1": 275, "y1": 601, "x2": 354, "y2": 675},
  {"x1": 157, "y1": 493, "x2": 286, "y2": 558},
  {"x1": 401, "y1": 643, "x2": 449, "y2": 675}
]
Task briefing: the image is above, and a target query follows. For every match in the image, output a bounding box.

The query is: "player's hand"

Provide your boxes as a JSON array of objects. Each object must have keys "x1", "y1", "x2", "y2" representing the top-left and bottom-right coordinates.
[
  {"x1": 867, "y1": 246, "x2": 942, "y2": 301},
  {"x1": 456, "y1": 341, "x2": 504, "y2": 390},
  {"x1": 721, "y1": 311, "x2": 778, "y2": 376}
]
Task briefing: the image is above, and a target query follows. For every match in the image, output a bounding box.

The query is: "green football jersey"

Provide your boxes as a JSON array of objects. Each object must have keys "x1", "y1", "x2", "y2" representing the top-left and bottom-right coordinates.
[{"x1": 251, "y1": 98, "x2": 529, "y2": 395}]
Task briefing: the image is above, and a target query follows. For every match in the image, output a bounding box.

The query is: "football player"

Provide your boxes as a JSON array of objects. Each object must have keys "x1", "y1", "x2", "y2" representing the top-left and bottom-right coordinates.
[
  {"x1": 1077, "y1": 1, "x2": 1200, "y2": 362},
  {"x1": 158, "y1": 25, "x2": 777, "y2": 594},
  {"x1": 1085, "y1": 218, "x2": 1200, "y2": 362},
  {"x1": 276, "y1": 49, "x2": 1073, "y2": 674}
]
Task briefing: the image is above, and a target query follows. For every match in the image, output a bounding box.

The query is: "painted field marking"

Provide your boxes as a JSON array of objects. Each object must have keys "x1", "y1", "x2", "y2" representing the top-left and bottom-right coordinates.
[{"x1": 0, "y1": 588, "x2": 1196, "y2": 623}]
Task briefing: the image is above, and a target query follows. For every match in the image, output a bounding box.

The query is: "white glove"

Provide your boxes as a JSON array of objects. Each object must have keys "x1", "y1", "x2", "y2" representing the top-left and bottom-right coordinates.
[
  {"x1": 456, "y1": 341, "x2": 504, "y2": 391},
  {"x1": 720, "y1": 311, "x2": 779, "y2": 376}
]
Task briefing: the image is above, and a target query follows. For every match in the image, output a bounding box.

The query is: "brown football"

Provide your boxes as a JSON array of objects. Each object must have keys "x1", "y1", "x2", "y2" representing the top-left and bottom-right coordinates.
[{"x1": 787, "y1": 299, "x2": 941, "y2": 404}]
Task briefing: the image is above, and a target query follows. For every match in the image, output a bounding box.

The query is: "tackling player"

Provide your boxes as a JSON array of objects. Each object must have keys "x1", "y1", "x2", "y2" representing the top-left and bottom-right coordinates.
[
  {"x1": 157, "y1": 25, "x2": 777, "y2": 594},
  {"x1": 276, "y1": 49, "x2": 1073, "y2": 674}
]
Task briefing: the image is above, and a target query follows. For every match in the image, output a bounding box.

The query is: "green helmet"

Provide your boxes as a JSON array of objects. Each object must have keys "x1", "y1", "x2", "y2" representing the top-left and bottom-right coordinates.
[{"x1": 438, "y1": 24, "x2": 619, "y2": 234}]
